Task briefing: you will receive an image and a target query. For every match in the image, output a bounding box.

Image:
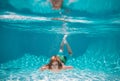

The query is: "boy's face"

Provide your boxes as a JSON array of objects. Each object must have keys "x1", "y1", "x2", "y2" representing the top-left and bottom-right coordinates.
[{"x1": 51, "y1": 61, "x2": 59, "y2": 69}]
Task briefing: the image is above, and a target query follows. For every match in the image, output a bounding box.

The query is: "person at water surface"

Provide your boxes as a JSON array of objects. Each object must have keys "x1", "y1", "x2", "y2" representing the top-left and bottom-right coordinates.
[{"x1": 50, "y1": 0, "x2": 63, "y2": 10}]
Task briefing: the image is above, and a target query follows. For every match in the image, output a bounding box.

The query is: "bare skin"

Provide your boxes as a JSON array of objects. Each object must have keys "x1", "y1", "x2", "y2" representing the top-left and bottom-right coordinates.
[
  {"x1": 60, "y1": 34, "x2": 72, "y2": 55},
  {"x1": 40, "y1": 35, "x2": 73, "y2": 72},
  {"x1": 40, "y1": 61, "x2": 73, "y2": 72},
  {"x1": 50, "y1": 0, "x2": 63, "y2": 10}
]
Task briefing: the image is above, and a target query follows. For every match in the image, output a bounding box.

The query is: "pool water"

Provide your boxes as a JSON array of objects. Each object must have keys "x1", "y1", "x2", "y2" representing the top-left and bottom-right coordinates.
[
  {"x1": 0, "y1": 54, "x2": 120, "y2": 81},
  {"x1": 0, "y1": 0, "x2": 120, "y2": 81}
]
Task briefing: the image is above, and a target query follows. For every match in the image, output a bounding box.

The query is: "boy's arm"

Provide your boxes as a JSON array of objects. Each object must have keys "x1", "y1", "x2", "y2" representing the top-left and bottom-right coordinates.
[
  {"x1": 40, "y1": 65, "x2": 48, "y2": 71},
  {"x1": 63, "y1": 65, "x2": 73, "y2": 70}
]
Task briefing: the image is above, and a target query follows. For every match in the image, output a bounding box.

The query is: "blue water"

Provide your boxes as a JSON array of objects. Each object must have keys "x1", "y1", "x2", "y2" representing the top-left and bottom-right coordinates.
[{"x1": 0, "y1": 0, "x2": 120, "y2": 81}]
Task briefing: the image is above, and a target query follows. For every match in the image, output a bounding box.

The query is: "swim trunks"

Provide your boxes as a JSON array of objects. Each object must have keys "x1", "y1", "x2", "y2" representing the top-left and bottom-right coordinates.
[{"x1": 57, "y1": 51, "x2": 67, "y2": 64}]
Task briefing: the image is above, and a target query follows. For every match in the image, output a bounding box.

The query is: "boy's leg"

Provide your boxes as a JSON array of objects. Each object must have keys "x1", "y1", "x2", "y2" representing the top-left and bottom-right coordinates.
[
  {"x1": 59, "y1": 34, "x2": 67, "y2": 52},
  {"x1": 59, "y1": 34, "x2": 72, "y2": 55},
  {"x1": 64, "y1": 39, "x2": 72, "y2": 55}
]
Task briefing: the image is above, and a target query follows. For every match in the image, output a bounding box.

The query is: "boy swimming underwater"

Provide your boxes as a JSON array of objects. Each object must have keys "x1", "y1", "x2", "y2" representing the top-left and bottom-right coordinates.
[{"x1": 40, "y1": 35, "x2": 73, "y2": 72}]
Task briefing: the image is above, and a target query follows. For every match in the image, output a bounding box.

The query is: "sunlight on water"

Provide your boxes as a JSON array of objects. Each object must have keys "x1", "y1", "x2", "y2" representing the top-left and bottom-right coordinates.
[
  {"x1": 0, "y1": 69, "x2": 108, "y2": 81},
  {"x1": 0, "y1": 11, "x2": 120, "y2": 36},
  {"x1": 0, "y1": 53, "x2": 120, "y2": 81},
  {"x1": 0, "y1": 12, "x2": 93, "y2": 23},
  {"x1": 8, "y1": 0, "x2": 120, "y2": 14},
  {"x1": 0, "y1": 0, "x2": 120, "y2": 81}
]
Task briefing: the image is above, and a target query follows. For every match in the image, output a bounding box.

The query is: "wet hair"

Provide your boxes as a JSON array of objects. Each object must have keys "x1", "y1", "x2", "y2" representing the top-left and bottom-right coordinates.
[{"x1": 46, "y1": 56, "x2": 62, "y2": 69}]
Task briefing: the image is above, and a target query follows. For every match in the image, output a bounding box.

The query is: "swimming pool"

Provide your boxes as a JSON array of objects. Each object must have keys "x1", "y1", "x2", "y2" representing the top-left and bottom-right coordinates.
[{"x1": 0, "y1": 0, "x2": 120, "y2": 81}]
